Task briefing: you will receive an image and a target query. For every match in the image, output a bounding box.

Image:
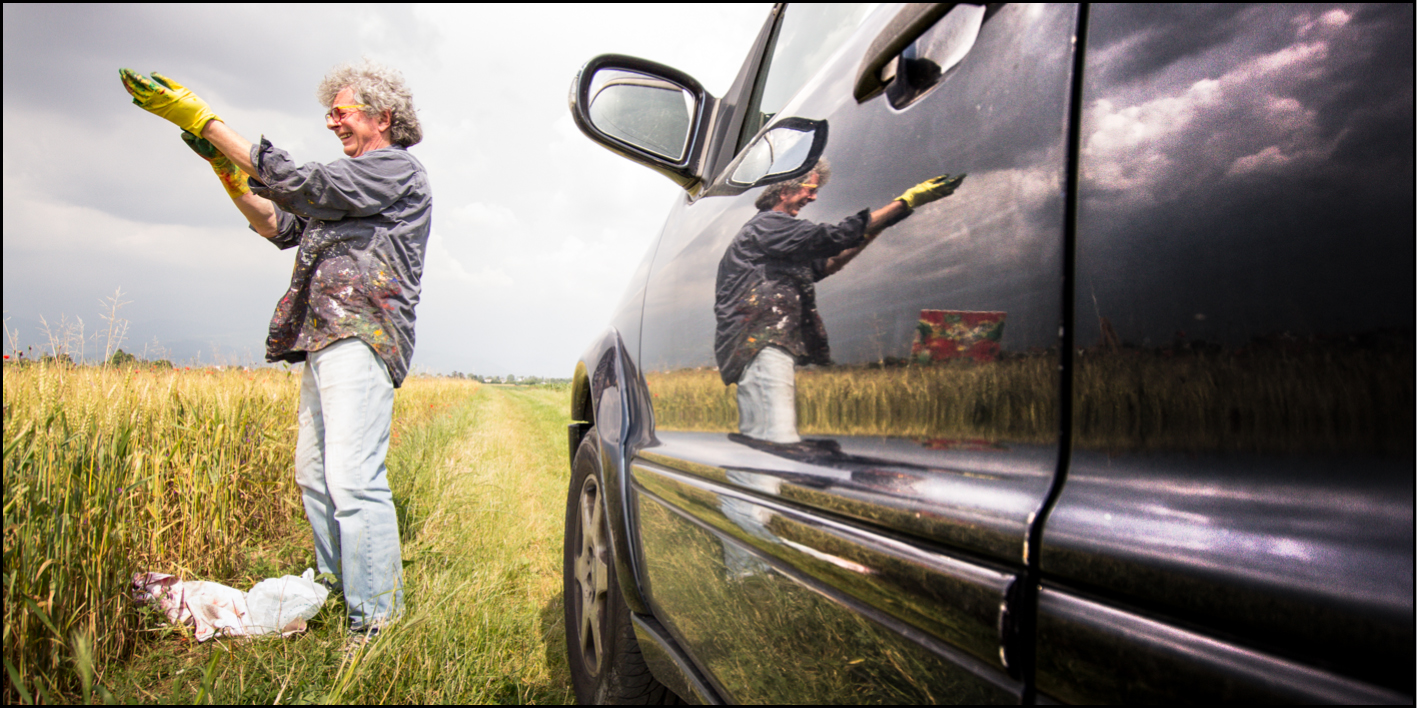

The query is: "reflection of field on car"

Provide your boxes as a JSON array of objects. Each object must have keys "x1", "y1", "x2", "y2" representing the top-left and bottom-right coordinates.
[
  {"x1": 648, "y1": 339, "x2": 1412, "y2": 453},
  {"x1": 3, "y1": 363, "x2": 574, "y2": 704},
  {"x1": 637, "y1": 495, "x2": 999, "y2": 704}
]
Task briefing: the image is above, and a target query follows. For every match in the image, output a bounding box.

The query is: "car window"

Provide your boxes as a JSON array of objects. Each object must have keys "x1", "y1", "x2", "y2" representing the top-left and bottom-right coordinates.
[{"x1": 738, "y1": 3, "x2": 878, "y2": 152}]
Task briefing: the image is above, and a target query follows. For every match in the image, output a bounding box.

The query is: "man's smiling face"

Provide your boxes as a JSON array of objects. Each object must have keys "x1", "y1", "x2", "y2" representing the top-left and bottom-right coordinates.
[
  {"x1": 773, "y1": 174, "x2": 820, "y2": 217},
  {"x1": 327, "y1": 87, "x2": 391, "y2": 158}
]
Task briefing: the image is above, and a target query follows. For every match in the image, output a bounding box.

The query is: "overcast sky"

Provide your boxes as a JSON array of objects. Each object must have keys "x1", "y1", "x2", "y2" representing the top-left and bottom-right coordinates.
[{"x1": 2, "y1": 3, "x2": 771, "y2": 376}]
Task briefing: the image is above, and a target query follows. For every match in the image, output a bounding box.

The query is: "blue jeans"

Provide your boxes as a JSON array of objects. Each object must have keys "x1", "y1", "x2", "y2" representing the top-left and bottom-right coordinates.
[
  {"x1": 295, "y1": 337, "x2": 404, "y2": 630},
  {"x1": 736, "y1": 346, "x2": 801, "y2": 443}
]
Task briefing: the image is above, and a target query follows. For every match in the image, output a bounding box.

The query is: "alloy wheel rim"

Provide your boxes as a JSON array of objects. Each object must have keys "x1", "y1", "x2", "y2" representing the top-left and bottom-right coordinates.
[{"x1": 573, "y1": 474, "x2": 609, "y2": 674}]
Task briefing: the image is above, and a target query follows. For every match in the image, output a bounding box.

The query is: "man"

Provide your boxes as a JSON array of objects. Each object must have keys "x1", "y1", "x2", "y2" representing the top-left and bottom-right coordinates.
[
  {"x1": 713, "y1": 162, "x2": 963, "y2": 443},
  {"x1": 120, "y1": 61, "x2": 430, "y2": 639}
]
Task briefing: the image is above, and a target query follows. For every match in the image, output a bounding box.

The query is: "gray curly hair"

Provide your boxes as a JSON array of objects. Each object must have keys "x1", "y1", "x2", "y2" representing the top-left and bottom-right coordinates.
[
  {"x1": 754, "y1": 159, "x2": 832, "y2": 211},
  {"x1": 318, "y1": 59, "x2": 422, "y2": 148}
]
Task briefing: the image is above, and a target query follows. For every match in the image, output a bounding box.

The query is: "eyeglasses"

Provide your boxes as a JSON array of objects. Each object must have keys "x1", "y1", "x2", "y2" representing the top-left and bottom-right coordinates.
[{"x1": 325, "y1": 104, "x2": 370, "y2": 123}]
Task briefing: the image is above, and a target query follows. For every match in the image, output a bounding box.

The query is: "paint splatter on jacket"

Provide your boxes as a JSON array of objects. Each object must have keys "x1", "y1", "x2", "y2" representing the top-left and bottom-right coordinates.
[
  {"x1": 714, "y1": 209, "x2": 868, "y2": 385},
  {"x1": 249, "y1": 138, "x2": 432, "y2": 387}
]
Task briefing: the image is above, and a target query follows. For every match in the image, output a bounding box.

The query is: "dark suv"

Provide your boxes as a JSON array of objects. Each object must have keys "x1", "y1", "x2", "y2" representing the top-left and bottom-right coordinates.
[{"x1": 562, "y1": 4, "x2": 1413, "y2": 704}]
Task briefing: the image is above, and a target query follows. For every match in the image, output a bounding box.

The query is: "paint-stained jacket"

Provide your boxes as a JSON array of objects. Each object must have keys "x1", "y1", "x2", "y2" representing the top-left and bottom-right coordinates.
[
  {"x1": 249, "y1": 138, "x2": 432, "y2": 387},
  {"x1": 713, "y1": 209, "x2": 868, "y2": 385}
]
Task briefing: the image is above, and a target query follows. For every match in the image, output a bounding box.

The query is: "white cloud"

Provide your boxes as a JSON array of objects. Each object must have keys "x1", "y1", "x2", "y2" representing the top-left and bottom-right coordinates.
[
  {"x1": 1083, "y1": 28, "x2": 1343, "y2": 204},
  {"x1": 4, "y1": 4, "x2": 772, "y2": 375},
  {"x1": 1226, "y1": 145, "x2": 1290, "y2": 176}
]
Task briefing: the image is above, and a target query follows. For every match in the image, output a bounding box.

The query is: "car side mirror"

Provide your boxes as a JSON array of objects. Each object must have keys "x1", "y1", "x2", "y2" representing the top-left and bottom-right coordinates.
[
  {"x1": 728, "y1": 118, "x2": 830, "y2": 187},
  {"x1": 587, "y1": 70, "x2": 695, "y2": 161},
  {"x1": 571, "y1": 55, "x2": 711, "y2": 190}
]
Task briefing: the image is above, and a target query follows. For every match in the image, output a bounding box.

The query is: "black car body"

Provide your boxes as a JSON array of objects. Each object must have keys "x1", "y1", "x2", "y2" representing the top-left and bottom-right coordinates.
[{"x1": 563, "y1": 3, "x2": 1414, "y2": 703}]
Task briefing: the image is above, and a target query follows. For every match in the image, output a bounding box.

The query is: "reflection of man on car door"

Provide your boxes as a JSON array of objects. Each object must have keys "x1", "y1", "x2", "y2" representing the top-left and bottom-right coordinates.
[{"x1": 714, "y1": 161, "x2": 965, "y2": 443}]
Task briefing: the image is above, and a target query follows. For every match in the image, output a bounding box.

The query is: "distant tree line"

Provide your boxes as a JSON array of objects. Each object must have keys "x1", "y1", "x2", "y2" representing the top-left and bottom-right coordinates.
[{"x1": 446, "y1": 371, "x2": 570, "y2": 388}]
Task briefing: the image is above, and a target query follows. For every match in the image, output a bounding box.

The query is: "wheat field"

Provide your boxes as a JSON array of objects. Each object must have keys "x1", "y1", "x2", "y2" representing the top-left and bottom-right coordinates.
[{"x1": 3, "y1": 363, "x2": 574, "y2": 703}]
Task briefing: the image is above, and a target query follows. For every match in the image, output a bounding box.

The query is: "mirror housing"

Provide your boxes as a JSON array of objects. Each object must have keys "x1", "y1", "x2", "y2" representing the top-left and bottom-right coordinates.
[{"x1": 571, "y1": 54, "x2": 713, "y2": 191}]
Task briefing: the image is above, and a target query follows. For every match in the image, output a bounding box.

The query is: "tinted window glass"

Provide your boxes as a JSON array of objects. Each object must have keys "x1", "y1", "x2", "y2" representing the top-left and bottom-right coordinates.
[{"x1": 739, "y1": 3, "x2": 877, "y2": 150}]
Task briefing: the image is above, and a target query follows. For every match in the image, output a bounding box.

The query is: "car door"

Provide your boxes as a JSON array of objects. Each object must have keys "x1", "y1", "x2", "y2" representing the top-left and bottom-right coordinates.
[
  {"x1": 630, "y1": 4, "x2": 1080, "y2": 702},
  {"x1": 1035, "y1": 4, "x2": 1414, "y2": 703}
]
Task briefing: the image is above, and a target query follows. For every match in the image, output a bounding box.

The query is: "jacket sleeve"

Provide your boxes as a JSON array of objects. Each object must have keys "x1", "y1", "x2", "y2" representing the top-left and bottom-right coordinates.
[
  {"x1": 247, "y1": 137, "x2": 418, "y2": 221},
  {"x1": 257, "y1": 210, "x2": 306, "y2": 251},
  {"x1": 755, "y1": 209, "x2": 870, "y2": 261}
]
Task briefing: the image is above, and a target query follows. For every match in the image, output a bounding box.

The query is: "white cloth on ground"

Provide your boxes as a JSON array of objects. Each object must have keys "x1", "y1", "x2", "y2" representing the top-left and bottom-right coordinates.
[{"x1": 131, "y1": 568, "x2": 329, "y2": 642}]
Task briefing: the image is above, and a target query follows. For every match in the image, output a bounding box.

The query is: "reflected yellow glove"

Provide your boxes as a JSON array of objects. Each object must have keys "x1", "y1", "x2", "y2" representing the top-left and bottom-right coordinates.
[
  {"x1": 896, "y1": 173, "x2": 967, "y2": 209},
  {"x1": 181, "y1": 130, "x2": 250, "y2": 199},
  {"x1": 120, "y1": 69, "x2": 221, "y2": 137}
]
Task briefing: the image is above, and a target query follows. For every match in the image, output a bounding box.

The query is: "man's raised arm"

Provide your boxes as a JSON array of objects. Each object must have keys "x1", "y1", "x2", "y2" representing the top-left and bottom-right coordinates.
[{"x1": 120, "y1": 69, "x2": 279, "y2": 239}]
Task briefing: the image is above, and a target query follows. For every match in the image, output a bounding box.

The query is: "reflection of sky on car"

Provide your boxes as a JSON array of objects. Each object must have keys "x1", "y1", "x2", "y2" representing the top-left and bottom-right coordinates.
[
  {"x1": 1054, "y1": 451, "x2": 1414, "y2": 612},
  {"x1": 1076, "y1": 4, "x2": 1414, "y2": 346}
]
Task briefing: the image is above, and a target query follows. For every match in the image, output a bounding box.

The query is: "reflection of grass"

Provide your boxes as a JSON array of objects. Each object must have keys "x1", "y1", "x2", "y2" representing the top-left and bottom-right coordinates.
[
  {"x1": 638, "y1": 498, "x2": 1010, "y2": 704},
  {"x1": 646, "y1": 369, "x2": 740, "y2": 433},
  {"x1": 796, "y1": 358, "x2": 1055, "y2": 442},
  {"x1": 647, "y1": 357, "x2": 1056, "y2": 443},
  {"x1": 646, "y1": 343, "x2": 1414, "y2": 453},
  {"x1": 1074, "y1": 346, "x2": 1413, "y2": 454},
  {"x1": 641, "y1": 470, "x2": 1002, "y2": 670}
]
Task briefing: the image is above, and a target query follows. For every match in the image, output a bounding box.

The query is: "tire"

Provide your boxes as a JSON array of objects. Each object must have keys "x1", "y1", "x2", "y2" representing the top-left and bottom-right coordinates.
[{"x1": 564, "y1": 428, "x2": 680, "y2": 704}]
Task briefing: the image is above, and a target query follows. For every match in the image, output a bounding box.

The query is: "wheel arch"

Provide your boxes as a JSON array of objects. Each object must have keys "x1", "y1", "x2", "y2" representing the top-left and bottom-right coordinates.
[{"x1": 570, "y1": 328, "x2": 655, "y2": 614}]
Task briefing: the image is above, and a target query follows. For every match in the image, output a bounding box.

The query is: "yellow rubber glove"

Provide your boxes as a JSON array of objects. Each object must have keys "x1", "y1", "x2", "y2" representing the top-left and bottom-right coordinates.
[
  {"x1": 181, "y1": 131, "x2": 250, "y2": 199},
  {"x1": 120, "y1": 69, "x2": 221, "y2": 137},
  {"x1": 896, "y1": 173, "x2": 967, "y2": 208}
]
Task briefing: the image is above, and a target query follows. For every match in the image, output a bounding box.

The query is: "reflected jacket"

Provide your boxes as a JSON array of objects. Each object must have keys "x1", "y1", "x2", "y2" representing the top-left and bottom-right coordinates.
[
  {"x1": 713, "y1": 209, "x2": 869, "y2": 385},
  {"x1": 249, "y1": 138, "x2": 432, "y2": 387}
]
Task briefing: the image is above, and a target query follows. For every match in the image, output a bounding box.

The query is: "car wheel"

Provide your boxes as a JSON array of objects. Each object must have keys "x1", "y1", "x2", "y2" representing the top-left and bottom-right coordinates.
[{"x1": 564, "y1": 428, "x2": 680, "y2": 704}]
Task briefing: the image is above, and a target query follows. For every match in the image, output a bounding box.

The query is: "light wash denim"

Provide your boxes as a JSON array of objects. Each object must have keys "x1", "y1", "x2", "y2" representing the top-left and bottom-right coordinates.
[
  {"x1": 295, "y1": 337, "x2": 403, "y2": 631},
  {"x1": 736, "y1": 345, "x2": 802, "y2": 443}
]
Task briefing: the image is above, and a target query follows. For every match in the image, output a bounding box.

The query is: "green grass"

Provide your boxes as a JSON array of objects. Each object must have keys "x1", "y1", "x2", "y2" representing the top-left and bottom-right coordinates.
[{"x1": 3, "y1": 365, "x2": 575, "y2": 703}]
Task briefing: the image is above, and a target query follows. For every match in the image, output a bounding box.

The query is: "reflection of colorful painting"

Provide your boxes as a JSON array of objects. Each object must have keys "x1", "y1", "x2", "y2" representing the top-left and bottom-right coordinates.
[{"x1": 912, "y1": 310, "x2": 1006, "y2": 363}]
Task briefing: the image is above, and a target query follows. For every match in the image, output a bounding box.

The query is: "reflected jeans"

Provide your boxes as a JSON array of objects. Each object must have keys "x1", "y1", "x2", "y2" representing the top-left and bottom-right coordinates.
[
  {"x1": 720, "y1": 470, "x2": 782, "y2": 579},
  {"x1": 295, "y1": 337, "x2": 403, "y2": 631},
  {"x1": 736, "y1": 345, "x2": 802, "y2": 444}
]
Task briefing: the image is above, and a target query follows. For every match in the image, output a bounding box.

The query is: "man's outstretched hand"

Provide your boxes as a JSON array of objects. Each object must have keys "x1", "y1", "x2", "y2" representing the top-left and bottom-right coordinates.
[
  {"x1": 120, "y1": 69, "x2": 221, "y2": 137},
  {"x1": 181, "y1": 131, "x2": 250, "y2": 199},
  {"x1": 896, "y1": 173, "x2": 967, "y2": 209}
]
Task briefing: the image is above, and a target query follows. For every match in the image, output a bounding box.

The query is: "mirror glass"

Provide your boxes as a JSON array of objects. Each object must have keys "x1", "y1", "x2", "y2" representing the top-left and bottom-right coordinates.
[
  {"x1": 730, "y1": 123, "x2": 819, "y2": 186},
  {"x1": 587, "y1": 69, "x2": 696, "y2": 161}
]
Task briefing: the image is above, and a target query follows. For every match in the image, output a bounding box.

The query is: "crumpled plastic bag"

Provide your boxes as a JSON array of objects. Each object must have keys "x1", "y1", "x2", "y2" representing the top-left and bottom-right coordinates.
[
  {"x1": 245, "y1": 569, "x2": 329, "y2": 636},
  {"x1": 132, "y1": 568, "x2": 329, "y2": 642}
]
